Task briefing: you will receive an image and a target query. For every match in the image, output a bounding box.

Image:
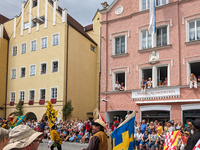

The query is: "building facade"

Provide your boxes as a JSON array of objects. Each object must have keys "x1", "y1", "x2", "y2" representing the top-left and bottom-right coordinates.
[
  {"x1": 0, "y1": 15, "x2": 9, "y2": 117},
  {"x1": 3, "y1": 0, "x2": 100, "y2": 120},
  {"x1": 100, "y1": 0, "x2": 200, "y2": 127}
]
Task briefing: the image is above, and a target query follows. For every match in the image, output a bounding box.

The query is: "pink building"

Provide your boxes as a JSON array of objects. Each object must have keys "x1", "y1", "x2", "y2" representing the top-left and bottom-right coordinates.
[{"x1": 100, "y1": 0, "x2": 200, "y2": 127}]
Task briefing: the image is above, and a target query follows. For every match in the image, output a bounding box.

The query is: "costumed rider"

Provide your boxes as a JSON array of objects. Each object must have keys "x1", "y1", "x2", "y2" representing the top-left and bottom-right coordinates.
[
  {"x1": 185, "y1": 119, "x2": 200, "y2": 150},
  {"x1": 48, "y1": 125, "x2": 62, "y2": 150},
  {"x1": 81, "y1": 119, "x2": 111, "y2": 150}
]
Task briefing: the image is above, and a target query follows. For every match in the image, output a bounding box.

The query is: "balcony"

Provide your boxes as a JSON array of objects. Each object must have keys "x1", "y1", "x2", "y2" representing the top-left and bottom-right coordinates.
[
  {"x1": 39, "y1": 99, "x2": 45, "y2": 105},
  {"x1": 51, "y1": 99, "x2": 57, "y2": 104}
]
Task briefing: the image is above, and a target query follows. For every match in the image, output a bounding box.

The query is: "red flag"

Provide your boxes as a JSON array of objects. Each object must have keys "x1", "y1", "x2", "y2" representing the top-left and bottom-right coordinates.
[{"x1": 99, "y1": 114, "x2": 109, "y2": 129}]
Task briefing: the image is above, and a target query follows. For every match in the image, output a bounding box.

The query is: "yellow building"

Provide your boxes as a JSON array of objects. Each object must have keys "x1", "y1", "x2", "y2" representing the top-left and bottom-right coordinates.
[
  {"x1": 3, "y1": 0, "x2": 100, "y2": 121},
  {"x1": 0, "y1": 15, "x2": 9, "y2": 117}
]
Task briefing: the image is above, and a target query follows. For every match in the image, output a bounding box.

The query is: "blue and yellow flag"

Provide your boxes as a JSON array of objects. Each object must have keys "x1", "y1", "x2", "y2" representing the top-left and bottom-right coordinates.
[{"x1": 111, "y1": 111, "x2": 136, "y2": 150}]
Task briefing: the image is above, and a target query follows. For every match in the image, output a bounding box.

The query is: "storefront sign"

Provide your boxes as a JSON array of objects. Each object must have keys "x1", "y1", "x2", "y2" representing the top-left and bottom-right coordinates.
[{"x1": 132, "y1": 87, "x2": 180, "y2": 100}]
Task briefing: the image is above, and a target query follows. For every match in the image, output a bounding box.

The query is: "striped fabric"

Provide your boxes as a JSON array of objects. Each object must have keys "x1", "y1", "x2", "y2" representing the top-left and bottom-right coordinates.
[{"x1": 164, "y1": 130, "x2": 180, "y2": 150}]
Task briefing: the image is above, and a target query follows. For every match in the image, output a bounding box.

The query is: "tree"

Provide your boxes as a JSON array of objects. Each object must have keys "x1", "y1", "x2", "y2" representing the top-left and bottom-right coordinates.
[
  {"x1": 14, "y1": 99, "x2": 23, "y2": 116},
  {"x1": 62, "y1": 99, "x2": 74, "y2": 120}
]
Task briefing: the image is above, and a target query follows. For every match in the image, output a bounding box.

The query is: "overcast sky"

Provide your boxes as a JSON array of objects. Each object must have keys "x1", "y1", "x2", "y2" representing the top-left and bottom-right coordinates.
[{"x1": 0, "y1": 0, "x2": 114, "y2": 26}]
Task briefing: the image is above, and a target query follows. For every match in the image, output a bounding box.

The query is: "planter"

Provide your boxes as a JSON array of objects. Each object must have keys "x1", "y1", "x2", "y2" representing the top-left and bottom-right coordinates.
[
  {"x1": 51, "y1": 99, "x2": 57, "y2": 104},
  {"x1": 39, "y1": 99, "x2": 45, "y2": 105}
]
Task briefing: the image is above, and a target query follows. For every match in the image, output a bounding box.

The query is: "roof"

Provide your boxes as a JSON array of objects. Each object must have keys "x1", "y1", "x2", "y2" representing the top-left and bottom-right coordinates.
[
  {"x1": 84, "y1": 24, "x2": 93, "y2": 32},
  {"x1": 0, "y1": 14, "x2": 9, "y2": 39},
  {"x1": 48, "y1": 0, "x2": 97, "y2": 45}
]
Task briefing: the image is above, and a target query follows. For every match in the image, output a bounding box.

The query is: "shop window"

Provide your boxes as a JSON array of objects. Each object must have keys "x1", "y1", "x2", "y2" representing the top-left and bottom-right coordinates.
[
  {"x1": 29, "y1": 90, "x2": 35, "y2": 101},
  {"x1": 190, "y1": 62, "x2": 200, "y2": 83},
  {"x1": 183, "y1": 110, "x2": 200, "y2": 124},
  {"x1": 114, "y1": 36, "x2": 126, "y2": 55},
  {"x1": 142, "y1": 111, "x2": 170, "y2": 123},
  {"x1": 157, "y1": 66, "x2": 168, "y2": 86},
  {"x1": 32, "y1": 0, "x2": 37, "y2": 7},
  {"x1": 188, "y1": 20, "x2": 200, "y2": 42},
  {"x1": 12, "y1": 46, "x2": 17, "y2": 56},
  {"x1": 41, "y1": 63, "x2": 46, "y2": 74},
  {"x1": 20, "y1": 67, "x2": 26, "y2": 78},
  {"x1": 52, "y1": 61, "x2": 58, "y2": 73}
]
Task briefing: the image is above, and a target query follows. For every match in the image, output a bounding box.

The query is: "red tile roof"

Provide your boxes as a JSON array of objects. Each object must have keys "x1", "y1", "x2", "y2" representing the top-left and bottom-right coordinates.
[
  {"x1": 85, "y1": 24, "x2": 93, "y2": 32},
  {"x1": 0, "y1": 14, "x2": 9, "y2": 39},
  {"x1": 49, "y1": 0, "x2": 96, "y2": 45}
]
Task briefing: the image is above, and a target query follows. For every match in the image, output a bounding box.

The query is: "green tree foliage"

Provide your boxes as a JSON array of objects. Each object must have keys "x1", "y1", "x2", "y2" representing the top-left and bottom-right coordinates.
[
  {"x1": 14, "y1": 99, "x2": 23, "y2": 116},
  {"x1": 62, "y1": 99, "x2": 74, "y2": 120}
]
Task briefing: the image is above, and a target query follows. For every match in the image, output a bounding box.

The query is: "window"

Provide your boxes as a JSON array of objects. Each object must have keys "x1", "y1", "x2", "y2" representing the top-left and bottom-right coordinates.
[
  {"x1": 40, "y1": 89, "x2": 46, "y2": 100},
  {"x1": 29, "y1": 90, "x2": 35, "y2": 101},
  {"x1": 141, "y1": 30, "x2": 152, "y2": 49},
  {"x1": 52, "y1": 61, "x2": 58, "y2": 73},
  {"x1": 157, "y1": 26, "x2": 167, "y2": 46},
  {"x1": 113, "y1": 72, "x2": 125, "y2": 91},
  {"x1": 30, "y1": 65, "x2": 36, "y2": 76},
  {"x1": 12, "y1": 46, "x2": 17, "y2": 56},
  {"x1": 21, "y1": 67, "x2": 26, "y2": 78},
  {"x1": 21, "y1": 43, "x2": 26, "y2": 54},
  {"x1": 51, "y1": 88, "x2": 57, "y2": 99},
  {"x1": 41, "y1": 63, "x2": 46, "y2": 74},
  {"x1": 10, "y1": 92, "x2": 15, "y2": 102},
  {"x1": 11, "y1": 69, "x2": 16, "y2": 79},
  {"x1": 190, "y1": 62, "x2": 200, "y2": 84},
  {"x1": 41, "y1": 37, "x2": 47, "y2": 49},
  {"x1": 32, "y1": 0, "x2": 37, "y2": 7},
  {"x1": 188, "y1": 20, "x2": 200, "y2": 41},
  {"x1": 24, "y1": 22, "x2": 29, "y2": 30},
  {"x1": 141, "y1": 0, "x2": 167, "y2": 11},
  {"x1": 91, "y1": 45, "x2": 95, "y2": 52},
  {"x1": 115, "y1": 36, "x2": 125, "y2": 55},
  {"x1": 142, "y1": 69, "x2": 152, "y2": 81},
  {"x1": 52, "y1": 34, "x2": 59, "y2": 46},
  {"x1": 157, "y1": 66, "x2": 168, "y2": 86},
  {"x1": 31, "y1": 40, "x2": 37, "y2": 51},
  {"x1": 19, "y1": 91, "x2": 25, "y2": 101}
]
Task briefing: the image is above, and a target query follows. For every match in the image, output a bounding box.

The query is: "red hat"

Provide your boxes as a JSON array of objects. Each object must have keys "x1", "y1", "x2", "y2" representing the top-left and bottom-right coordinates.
[{"x1": 114, "y1": 120, "x2": 119, "y2": 124}]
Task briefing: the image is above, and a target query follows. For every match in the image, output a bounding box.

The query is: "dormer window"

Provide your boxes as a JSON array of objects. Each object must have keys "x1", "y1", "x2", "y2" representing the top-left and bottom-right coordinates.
[{"x1": 32, "y1": 0, "x2": 37, "y2": 7}]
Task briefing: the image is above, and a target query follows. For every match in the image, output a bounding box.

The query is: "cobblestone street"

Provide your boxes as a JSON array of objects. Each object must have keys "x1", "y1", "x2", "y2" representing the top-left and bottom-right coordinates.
[{"x1": 38, "y1": 140, "x2": 88, "y2": 150}]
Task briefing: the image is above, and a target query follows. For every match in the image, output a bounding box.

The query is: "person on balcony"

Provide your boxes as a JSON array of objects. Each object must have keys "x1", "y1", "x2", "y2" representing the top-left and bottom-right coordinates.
[
  {"x1": 141, "y1": 78, "x2": 147, "y2": 92},
  {"x1": 189, "y1": 73, "x2": 197, "y2": 89},
  {"x1": 120, "y1": 82, "x2": 125, "y2": 91},
  {"x1": 115, "y1": 81, "x2": 121, "y2": 91},
  {"x1": 147, "y1": 78, "x2": 153, "y2": 88}
]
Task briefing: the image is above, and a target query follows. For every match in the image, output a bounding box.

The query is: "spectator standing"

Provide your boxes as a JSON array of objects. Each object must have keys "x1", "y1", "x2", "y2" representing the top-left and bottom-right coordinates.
[
  {"x1": 168, "y1": 120, "x2": 176, "y2": 132},
  {"x1": 180, "y1": 131, "x2": 190, "y2": 150},
  {"x1": 141, "y1": 120, "x2": 147, "y2": 134},
  {"x1": 156, "y1": 122, "x2": 163, "y2": 136},
  {"x1": 85, "y1": 121, "x2": 91, "y2": 132},
  {"x1": 148, "y1": 121, "x2": 155, "y2": 134},
  {"x1": 0, "y1": 128, "x2": 9, "y2": 150},
  {"x1": 77, "y1": 121, "x2": 84, "y2": 131},
  {"x1": 125, "y1": 111, "x2": 131, "y2": 119},
  {"x1": 184, "y1": 122, "x2": 192, "y2": 135},
  {"x1": 154, "y1": 120, "x2": 159, "y2": 133},
  {"x1": 115, "y1": 81, "x2": 121, "y2": 91},
  {"x1": 185, "y1": 119, "x2": 200, "y2": 150}
]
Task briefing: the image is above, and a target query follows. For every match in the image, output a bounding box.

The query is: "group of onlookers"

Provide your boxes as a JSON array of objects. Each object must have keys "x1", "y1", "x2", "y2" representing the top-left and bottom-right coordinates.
[{"x1": 132, "y1": 119, "x2": 200, "y2": 150}]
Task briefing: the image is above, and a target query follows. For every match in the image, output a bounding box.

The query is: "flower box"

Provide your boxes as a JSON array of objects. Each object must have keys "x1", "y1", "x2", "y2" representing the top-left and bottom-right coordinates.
[
  {"x1": 28, "y1": 100, "x2": 34, "y2": 105},
  {"x1": 10, "y1": 101, "x2": 14, "y2": 106},
  {"x1": 39, "y1": 99, "x2": 45, "y2": 105},
  {"x1": 51, "y1": 99, "x2": 57, "y2": 104}
]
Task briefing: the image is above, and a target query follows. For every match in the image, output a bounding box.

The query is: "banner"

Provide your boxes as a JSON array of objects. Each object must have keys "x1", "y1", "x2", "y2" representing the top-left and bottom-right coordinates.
[
  {"x1": 111, "y1": 111, "x2": 136, "y2": 150},
  {"x1": 164, "y1": 130, "x2": 180, "y2": 150},
  {"x1": 9, "y1": 114, "x2": 25, "y2": 129},
  {"x1": 193, "y1": 139, "x2": 200, "y2": 150},
  {"x1": 148, "y1": 0, "x2": 156, "y2": 34},
  {"x1": 46, "y1": 100, "x2": 58, "y2": 128}
]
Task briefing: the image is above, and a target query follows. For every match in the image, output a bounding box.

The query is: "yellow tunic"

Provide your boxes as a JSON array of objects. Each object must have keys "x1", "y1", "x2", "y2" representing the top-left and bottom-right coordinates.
[
  {"x1": 50, "y1": 129, "x2": 62, "y2": 145},
  {"x1": 157, "y1": 126, "x2": 162, "y2": 136}
]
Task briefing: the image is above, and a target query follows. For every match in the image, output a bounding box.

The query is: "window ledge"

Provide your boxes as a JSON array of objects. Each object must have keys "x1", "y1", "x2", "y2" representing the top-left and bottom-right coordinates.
[
  {"x1": 30, "y1": 75, "x2": 35, "y2": 76},
  {"x1": 138, "y1": 44, "x2": 172, "y2": 53},
  {"x1": 185, "y1": 40, "x2": 200, "y2": 45},
  {"x1": 111, "y1": 53, "x2": 129, "y2": 58}
]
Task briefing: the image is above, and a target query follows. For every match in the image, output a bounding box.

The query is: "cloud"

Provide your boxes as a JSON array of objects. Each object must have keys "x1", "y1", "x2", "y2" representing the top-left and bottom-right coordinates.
[{"x1": 0, "y1": 0, "x2": 114, "y2": 26}]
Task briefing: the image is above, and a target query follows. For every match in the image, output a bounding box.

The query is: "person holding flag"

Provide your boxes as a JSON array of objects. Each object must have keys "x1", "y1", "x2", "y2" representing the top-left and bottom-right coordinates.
[
  {"x1": 185, "y1": 119, "x2": 200, "y2": 150},
  {"x1": 81, "y1": 119, "x2": 110, "y2": 150}
]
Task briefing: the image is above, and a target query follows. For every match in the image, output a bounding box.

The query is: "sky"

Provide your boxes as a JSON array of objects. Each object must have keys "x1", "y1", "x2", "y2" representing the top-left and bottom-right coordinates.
[{"x1": 0, "y1": 0, "x2": 114, "y2": 26}]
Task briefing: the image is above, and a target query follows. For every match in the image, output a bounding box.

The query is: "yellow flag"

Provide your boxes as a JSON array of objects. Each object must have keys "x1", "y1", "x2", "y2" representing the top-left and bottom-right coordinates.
[{"x1": 46, "y1": 100, "x2": 58, "y2": 128}]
